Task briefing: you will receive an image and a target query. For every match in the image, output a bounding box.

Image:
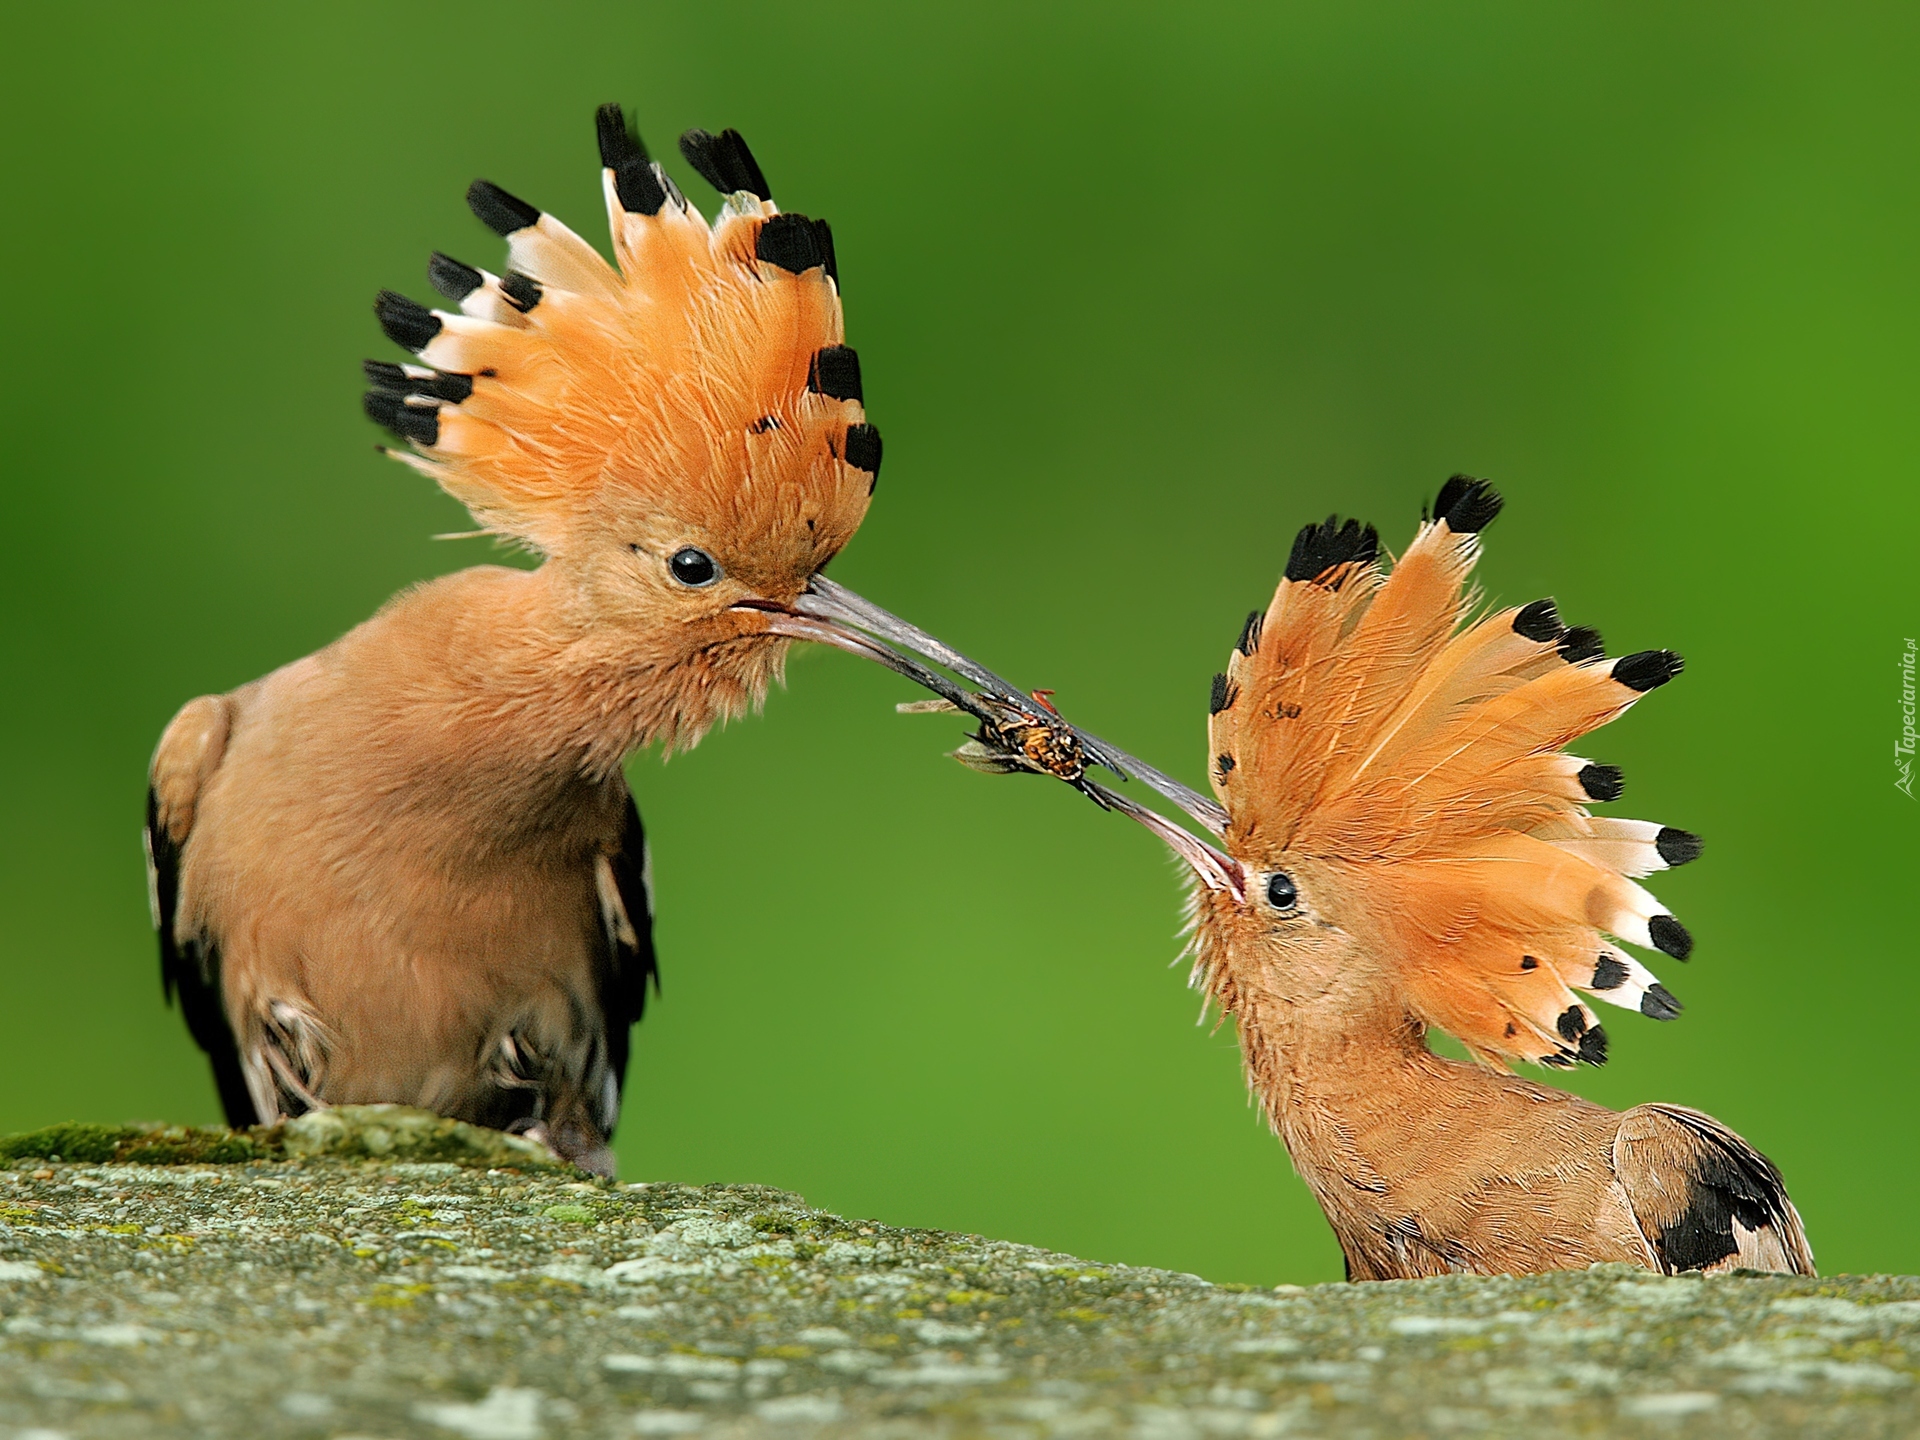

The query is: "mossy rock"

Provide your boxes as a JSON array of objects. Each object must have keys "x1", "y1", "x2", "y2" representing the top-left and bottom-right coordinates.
[
  {"x1": 0, "y1": 1105, "x2": 565, "y2": 1172},
  {"x1": 0, "y1": 1120, "x2": 276, "y2": 1166},
  {"x1": 1, "y1": 1110, "x2": 1916, "y2": 1438},
  {"x1": 276, "y1": 1103, "x2": 567, "y2": 1169}
]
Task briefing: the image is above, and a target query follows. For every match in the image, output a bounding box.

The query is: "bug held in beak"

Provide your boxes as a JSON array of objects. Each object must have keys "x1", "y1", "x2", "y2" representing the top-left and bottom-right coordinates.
[
  {"x1": 926, "y1": 702, "x2": 1243, "y2": 898},
  {"x1": 737, "y1": 577, "x2": 1240, "y2": 896},
  {"x1": 781, "y1": 575, "x2": 1229, "y2": 835}
]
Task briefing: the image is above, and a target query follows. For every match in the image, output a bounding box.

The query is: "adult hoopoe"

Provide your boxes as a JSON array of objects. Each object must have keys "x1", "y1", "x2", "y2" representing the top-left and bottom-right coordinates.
[
  {"x1": 147, "y1": 107, "x2": 923, "y2": 1176},
  {"x1": 885, "y1": 477, "x2": 1812, "y2": 1280}
]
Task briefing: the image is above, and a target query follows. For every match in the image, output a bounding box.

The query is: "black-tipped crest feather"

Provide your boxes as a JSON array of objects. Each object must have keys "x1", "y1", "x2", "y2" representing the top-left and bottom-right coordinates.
[
  {"x1": 843, "y1": 424, "x2": 882, "y2": 480},
  {"x1": 1209, "y1": 673, "x2": 1237, "y2": 715},
  {"x1": 1433, "y1": 474, "x2": 1503, "y2": 533},
  {"x1": 1285, "y1": 516, "x2": 1380, "y2": 586},
  {"x1": 498, "y1": 271, "x2": 542, "y2": 314},
  {"x1": 1577, "y1": 1026, "x2": 1609, "y2": 1066},
  {"x1": 427, "y1": 252, "x2": 482, "y2": 303},
  {"x1": 1578, "y1": 763, "x2": 1624, "y2": 802},
  {"x1": 813, "y1": 218, "x2": 839, "y2": 286},
  {"x1": 1614, "y1": 650, "x2": 1685, "y2": 692},
  {"x1": 362, "y1": 360, "x2": 471, "y2": 404},
  {"x1": 1648, "y1": 914, "x2": 1693, "y2": 961},
  {"x1": 1655, "y1": 828, "x2": 1703, "y2": 866},
  {"x1": 466, "y1": 179, "x2": 540, "y2": 237},
  {"x1": 374, "y1": 290, "x2": 441, "y2": 353},
  {"x1": 1513, "y1": 598, "x2": 1564, "y2": 643},
  {"x1": 1236, "y1": 610, "x2": 1264, "y2": 656},
  {"x1": 1642, "y1": 984, "x2": 1684, "y2": 1021},
  {"x1": 595, "y1": 103, "x2": 650, "y2": 170},
  {"x1": 598, "y1": 103, "x2": 668, "y2": 216},
  {"x1": 1558, "y1": 626, "x2": 1606, "y2": 664},
  {"x1": 807, "y1": 346, "x2": 863, "y2": 402},
  {"x1": 363, "y1": 390, "x2": 439, "y2": 446},
  {"x1": 755, "y1": 214, "x2": 832, "y2": 275},
  {"x1": 678, "y1": 127, "x2": 771, "y2": 201},
  {"x1": 1590, "y1": 954, "x2": 1628, "y2": 991}
]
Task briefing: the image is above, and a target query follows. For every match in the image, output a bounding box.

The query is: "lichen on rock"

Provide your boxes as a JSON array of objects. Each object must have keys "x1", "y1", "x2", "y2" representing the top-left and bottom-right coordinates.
[
  {"x1": 0, "y1": 1106, "x2": 1915, "y2": 1437},
  {"x1": 0, "y1": 1104, "x2": 564, "y2": 1172},
  {"x1": 276, "y1": 1103, "x2": 565, "y2": 1169},
  {"x1": 0, "y1": 1120, "x2": 274, "y2": 1167}
]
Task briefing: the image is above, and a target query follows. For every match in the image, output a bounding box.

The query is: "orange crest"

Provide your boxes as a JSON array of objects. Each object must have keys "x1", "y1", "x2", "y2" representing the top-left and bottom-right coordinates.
[
  {"x1": 364, "y1": 107, "x2": 878, "y2": 579},
  {"x1": 1207, "y1": 478, "x2": 1696, "y2": 1070}
]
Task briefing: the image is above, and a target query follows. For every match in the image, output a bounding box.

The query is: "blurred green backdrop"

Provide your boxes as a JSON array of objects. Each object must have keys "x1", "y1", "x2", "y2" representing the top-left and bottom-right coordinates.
[{"x1": 2, "y1": 2, "x2": 1915, "y2": 1287}]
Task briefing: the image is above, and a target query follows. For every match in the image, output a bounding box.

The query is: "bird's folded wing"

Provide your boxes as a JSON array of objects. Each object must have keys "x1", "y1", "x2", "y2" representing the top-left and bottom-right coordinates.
[
  {"x1": 589, "y1": 789, "x2": 660, "y2": 1139},
  {"x1": 146, "y1": 694, "x2": 255, "y2": 1125},
  {"x1": 1613, "y1": 1103, "x2": 1814, "y2": 1275}
]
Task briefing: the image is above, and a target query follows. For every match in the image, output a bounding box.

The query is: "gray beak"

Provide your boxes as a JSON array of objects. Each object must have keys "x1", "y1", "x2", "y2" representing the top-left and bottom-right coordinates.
[{"x1": 756, "y1": 575, "x2": 1241, "y2": 896}]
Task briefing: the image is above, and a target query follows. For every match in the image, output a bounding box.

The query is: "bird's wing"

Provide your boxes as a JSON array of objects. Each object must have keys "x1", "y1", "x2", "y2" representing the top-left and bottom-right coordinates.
[
  {"x1": 481, "y1": 786, "x2": 657, "y2": 1177},
  {"x1": 146, "y1": 694, "x2": 257, "y2": 1125},
  {"x1": 1613, "y1": 1103, "x2": 1814, "y2": 1275},
  {"x1": 588, "y1": 786, "x2": 660, "y2": 1139}
]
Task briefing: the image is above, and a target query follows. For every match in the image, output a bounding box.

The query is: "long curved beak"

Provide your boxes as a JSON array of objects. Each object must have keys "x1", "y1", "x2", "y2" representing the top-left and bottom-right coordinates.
[
  {"x1": 784, "y1": 576, "x2": 1229, "y2": 837},
  {"x1": 1080, "y1": 780, "x2": 1245, "y2": 901},
  {"x1": 739, "y1": 575, "x2": 1240, "y2": 896}
]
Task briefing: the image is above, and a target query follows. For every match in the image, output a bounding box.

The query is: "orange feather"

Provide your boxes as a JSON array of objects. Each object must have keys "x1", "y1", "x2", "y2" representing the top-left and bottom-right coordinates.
[
  {"x1": 1212, "y1": 480, "x2": 1691, "y2": 1068},
  {"x1": 369, "y1": 119, "x2": 870, "y2": 566}
]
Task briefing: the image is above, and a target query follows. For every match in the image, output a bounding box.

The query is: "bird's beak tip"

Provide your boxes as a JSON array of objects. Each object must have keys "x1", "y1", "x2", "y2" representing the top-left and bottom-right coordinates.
[{"x1": 1115, "y1": 795, "x2": 1244, "y2": 903}]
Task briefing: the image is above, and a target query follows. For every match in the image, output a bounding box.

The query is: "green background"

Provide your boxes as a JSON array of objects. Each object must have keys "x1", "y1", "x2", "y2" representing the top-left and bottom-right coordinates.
[{"x1": 2, "y1": 2, "x2": 1914, "y2": 1287}]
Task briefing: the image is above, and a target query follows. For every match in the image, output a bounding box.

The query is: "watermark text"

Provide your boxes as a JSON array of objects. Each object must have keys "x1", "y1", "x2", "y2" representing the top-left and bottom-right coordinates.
[{"x1": 1898, "y1": 637, "x2": 1916, "y2": 799}]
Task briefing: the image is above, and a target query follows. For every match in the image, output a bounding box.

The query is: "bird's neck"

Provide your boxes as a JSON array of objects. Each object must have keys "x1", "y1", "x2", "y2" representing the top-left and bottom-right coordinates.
[
  {"x1": 350, "y1": 564, "x2": 777, "y2": 827},
  {"x1": 1223, "y1": 961, "x2": 1482, "y2": 1213},
  {"x1": 1195, "y1": 908, "x2": 1631, "y2": 1279}
]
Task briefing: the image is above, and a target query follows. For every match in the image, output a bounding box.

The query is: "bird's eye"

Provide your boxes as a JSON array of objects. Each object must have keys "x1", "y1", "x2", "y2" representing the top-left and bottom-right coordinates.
[
  {"x1": 668, "y1": 546, "x2": 721, "y2": 587},
  {"x1": 1266, "y1": 872, "x2": 1299, "y2": 911}
]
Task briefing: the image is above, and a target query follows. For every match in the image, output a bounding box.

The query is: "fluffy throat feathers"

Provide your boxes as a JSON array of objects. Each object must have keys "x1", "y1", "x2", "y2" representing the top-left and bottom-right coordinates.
[
  {"x1": 363, "y1": 105, "x2": 881, "y2": 586},
  {"x1": 1190, "y1": 477, "x2": 1698, "y2": 1077},
  {"x1": 572, "y1": 620, "x2": 793, "y2": 769},
  {"x1": 439, "y1": 568, "x2": 796, "y2": 782}
]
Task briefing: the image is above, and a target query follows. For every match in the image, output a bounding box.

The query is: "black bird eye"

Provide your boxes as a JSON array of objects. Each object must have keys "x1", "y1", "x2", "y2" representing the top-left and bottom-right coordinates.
[
  {"x1": 1266, "y1": 872, "x2": 1299, "y2": 911},
  {"x1": 668, "y1": 546, "x2": 720, "y2": 587}
]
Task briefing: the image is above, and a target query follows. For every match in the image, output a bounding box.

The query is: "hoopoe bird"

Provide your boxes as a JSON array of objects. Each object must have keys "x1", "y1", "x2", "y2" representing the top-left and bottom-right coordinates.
[
  {"x1": 887, "y1": 477, "x2": 1812, "y2": 1279},
  {"x1": 146, "y1": 107, "x2": 908, "y2": 1176}
]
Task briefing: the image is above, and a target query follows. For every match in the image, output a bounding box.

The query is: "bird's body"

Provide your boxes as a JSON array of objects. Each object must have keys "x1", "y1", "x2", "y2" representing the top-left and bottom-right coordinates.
[
  {"x1": 1172, "y1": 482, "x2": 1816, "y2": 1278},
  {"x1": 149, "y1": 111, "x2": 889, "y2": 1173},
  {"x1": 150, "y1": 566, "x2": 669, "y2": 1174},
  {"x1": 1224, "y1": 959, "x2": 1810, "y2": 1277}
]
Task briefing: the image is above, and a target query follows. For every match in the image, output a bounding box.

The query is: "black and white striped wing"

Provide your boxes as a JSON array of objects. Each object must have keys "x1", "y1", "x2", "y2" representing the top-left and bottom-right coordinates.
[
  {"x1": 146, "y1": 696, "x2": 255, "y2": 1126},
  {"x1": 1615, "y1": 1103, "x2": 1814, "y2": 1275},
  {"x1": 588, "y1": 787, "x2": 659, "y2": 1139}
]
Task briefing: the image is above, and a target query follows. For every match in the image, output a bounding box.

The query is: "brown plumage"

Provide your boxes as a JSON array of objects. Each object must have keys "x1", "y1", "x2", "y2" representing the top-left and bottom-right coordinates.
[
  {"x1": 895, "y1": 477, "x2": 1811, "y2": 1279},
  {"x1": 148, "y1": 109, "x2": 890, "y2": 1175}
]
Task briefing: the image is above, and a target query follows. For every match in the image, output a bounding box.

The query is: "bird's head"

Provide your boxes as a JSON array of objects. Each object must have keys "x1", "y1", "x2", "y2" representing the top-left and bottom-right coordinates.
[
  {"x1": 982, "y1": 480, "x2": 1697, "y2": 1073},
  {"x1": 366, "y1": 108, "x2": 883, "y2": 747}
]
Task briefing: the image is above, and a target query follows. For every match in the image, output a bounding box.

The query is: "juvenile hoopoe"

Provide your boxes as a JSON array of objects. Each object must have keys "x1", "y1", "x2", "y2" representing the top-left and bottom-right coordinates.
[
  {"x1": 147, "y1": 107, "x2": 925, "y2": 1176},
  {"x1": 885, "y1": 478, "x2": 1812, "y2": 1279}
]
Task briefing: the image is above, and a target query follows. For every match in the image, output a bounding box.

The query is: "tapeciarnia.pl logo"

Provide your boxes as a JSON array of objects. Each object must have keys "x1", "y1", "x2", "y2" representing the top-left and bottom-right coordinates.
[{"x1": 1899, "y1": 637, "x2": 1917, "y2": 799}]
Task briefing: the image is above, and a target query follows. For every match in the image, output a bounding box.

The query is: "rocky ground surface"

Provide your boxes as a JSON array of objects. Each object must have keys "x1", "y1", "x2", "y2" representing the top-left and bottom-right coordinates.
[{"x1": 0, "y1": 1107, "x2": 1914, "y2": 1439}]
